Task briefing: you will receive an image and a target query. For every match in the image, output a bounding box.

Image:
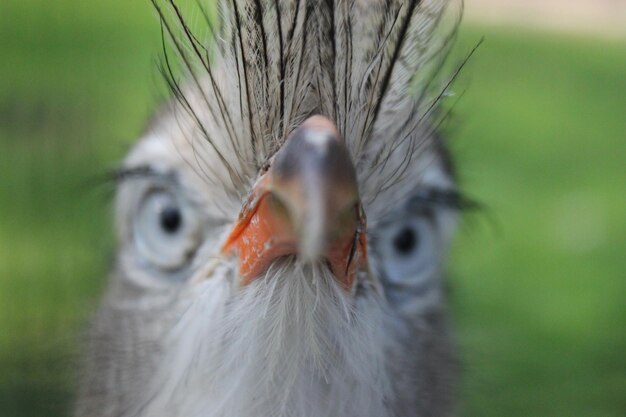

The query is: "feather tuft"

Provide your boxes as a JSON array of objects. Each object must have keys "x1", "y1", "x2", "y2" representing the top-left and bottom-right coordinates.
[{"x1": 152, "y1": 0, "x2": 463, "y2": 203}]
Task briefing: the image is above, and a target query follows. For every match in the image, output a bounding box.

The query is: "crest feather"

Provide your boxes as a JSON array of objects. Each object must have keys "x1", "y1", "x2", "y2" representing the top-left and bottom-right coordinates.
[{"x1": 153, "y1": 0, "x2": 462, "y2": 195}]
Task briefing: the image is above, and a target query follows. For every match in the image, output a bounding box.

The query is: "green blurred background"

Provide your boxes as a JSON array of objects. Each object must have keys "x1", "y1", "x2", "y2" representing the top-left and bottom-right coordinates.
[{"x1": 0, "y1": 0, "x2": 625, "y2": 416}]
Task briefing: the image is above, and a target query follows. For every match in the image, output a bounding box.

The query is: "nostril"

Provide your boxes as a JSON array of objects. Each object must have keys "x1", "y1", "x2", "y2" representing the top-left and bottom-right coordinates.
[{"x1": 265, "y1": 192, "x2": 294, "y2": 226}]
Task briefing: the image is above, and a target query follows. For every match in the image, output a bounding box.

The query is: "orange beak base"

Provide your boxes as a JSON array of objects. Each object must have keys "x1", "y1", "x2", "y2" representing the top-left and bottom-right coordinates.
[
  {"x1": 221, "y1": 116, "x2": 367, "y2": 290},
  {"x1": 221, "y1": 173, "x2": 367, "y2": 290}
]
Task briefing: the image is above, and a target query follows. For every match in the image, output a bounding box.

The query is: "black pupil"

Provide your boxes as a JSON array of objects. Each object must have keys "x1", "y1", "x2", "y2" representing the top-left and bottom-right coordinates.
[
  {"x1": 393, "y1": 226, "x2": 418, "y2": 255},
  {"x1": 160, "y1": 205, "x2": 182, "y2": 234}
]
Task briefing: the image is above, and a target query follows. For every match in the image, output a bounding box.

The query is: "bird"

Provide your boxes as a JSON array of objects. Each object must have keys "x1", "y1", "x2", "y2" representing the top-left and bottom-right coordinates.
[{"x1": 74, "y1": 0, "x2": 466, "y2": 416}]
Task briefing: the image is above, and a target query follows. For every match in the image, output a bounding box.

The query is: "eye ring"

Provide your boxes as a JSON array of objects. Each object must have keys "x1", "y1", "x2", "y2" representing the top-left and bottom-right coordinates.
[
  {"x1": 376, "y1": 215, "x2": 438, "y2": 287},
  {"x1": 133, "y1": 188, "x2": 201, "y2": 271}
]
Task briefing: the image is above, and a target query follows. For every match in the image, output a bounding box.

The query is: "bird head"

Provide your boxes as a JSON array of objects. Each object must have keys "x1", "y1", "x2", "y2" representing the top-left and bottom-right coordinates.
[{"x1": 77, "y1": 1, "x2": 466, "y2": 416}]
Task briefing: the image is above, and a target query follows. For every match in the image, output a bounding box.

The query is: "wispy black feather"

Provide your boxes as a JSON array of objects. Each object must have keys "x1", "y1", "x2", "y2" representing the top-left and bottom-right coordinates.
[{"x1": 152, "y1": 0, "x2": 463, "y2": 199}]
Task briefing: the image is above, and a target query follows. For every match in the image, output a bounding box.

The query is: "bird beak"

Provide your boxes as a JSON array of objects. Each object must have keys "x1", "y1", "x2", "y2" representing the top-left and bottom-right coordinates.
[{"x1": 222, "y1": 115, "x2": 367, "y2": 290}]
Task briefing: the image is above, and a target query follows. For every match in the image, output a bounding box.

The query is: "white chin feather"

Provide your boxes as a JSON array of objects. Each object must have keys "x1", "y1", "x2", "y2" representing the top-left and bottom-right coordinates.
[{"x1": 135, "y1": 259, "x2": 391, "y2": 417}]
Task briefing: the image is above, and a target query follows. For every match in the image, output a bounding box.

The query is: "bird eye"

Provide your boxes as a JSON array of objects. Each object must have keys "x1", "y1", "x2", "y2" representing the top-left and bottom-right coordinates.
[
  {"x1": 377, "y1": 216, "x2": 438, "y2": 286},
  {"x1": 159, "y1": 205, "x2": 183, "y2": 234},
  {"x1": 133, "y1": 189, "x2": 201, "y2": 270},
  {"x1": 393, "y1": 226, "x2": 419, "y2": 256}
]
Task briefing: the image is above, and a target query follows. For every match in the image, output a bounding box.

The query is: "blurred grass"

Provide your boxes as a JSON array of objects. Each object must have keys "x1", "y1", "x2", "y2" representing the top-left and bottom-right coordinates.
[
  {"x1": 449, "y1": 27, "x2": 626, "y2": 417},
  {"x1": 0, "y1": 1, "x2": 625, "y2": 416}
]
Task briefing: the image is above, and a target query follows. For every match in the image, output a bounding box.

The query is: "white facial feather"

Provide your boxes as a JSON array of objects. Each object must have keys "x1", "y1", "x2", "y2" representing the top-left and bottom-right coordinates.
[{"x1": 133, "y1": 259, "x2": 390, "y2": 417}]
